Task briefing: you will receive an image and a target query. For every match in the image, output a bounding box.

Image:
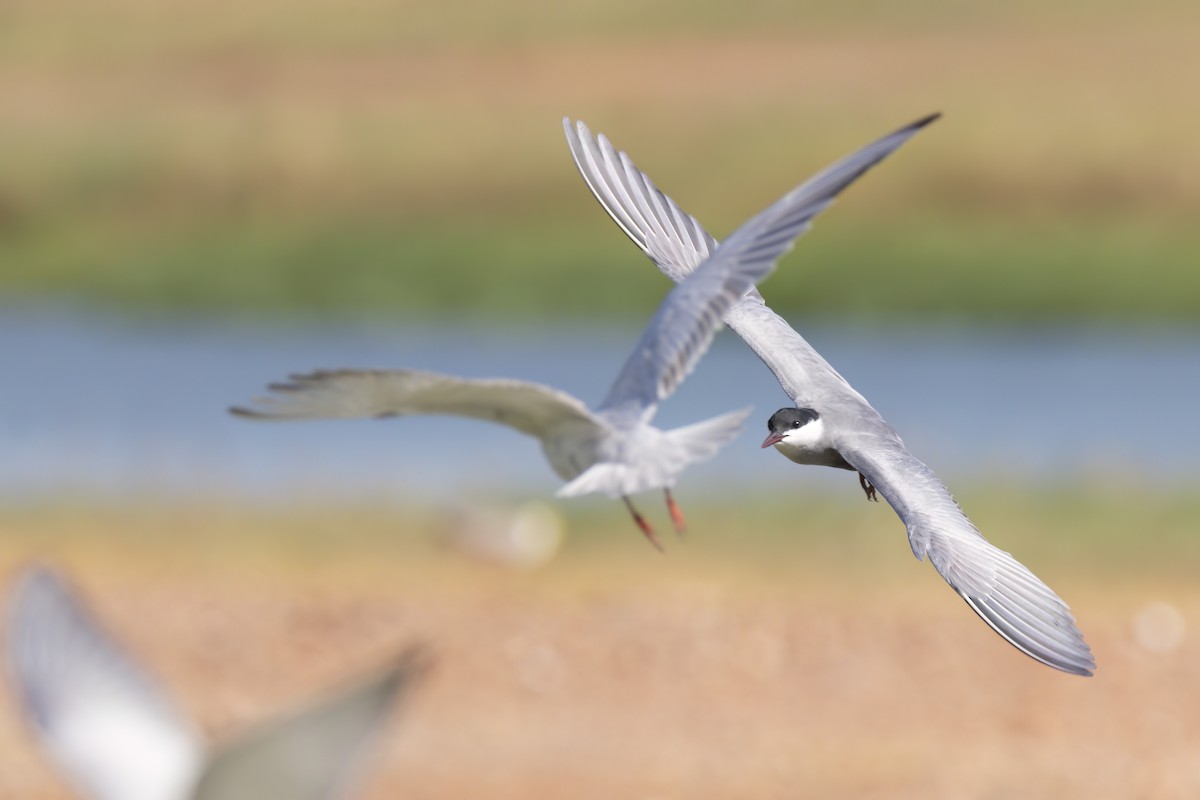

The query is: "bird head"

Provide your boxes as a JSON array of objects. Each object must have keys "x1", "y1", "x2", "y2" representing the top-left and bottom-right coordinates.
[{"x1": 761, "y1": 407, "x2": 821, "y2": 449}]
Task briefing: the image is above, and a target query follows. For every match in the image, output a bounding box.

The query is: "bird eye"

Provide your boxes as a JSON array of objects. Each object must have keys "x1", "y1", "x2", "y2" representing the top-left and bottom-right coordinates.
[{"x1": 792, "y1": 421, "x2": 801, "y2": 428}]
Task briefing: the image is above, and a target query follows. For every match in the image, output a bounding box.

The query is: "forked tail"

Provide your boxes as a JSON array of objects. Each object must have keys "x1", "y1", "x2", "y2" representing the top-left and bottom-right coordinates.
[{"x1": 555, "y1": 407, "x2": 751, "y2": 499}]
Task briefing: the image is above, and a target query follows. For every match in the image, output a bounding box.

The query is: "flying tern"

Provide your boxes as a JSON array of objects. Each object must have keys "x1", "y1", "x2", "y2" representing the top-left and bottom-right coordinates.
[
  {"x1": 4, "y1": 565, "x2": 428, "y2": 800},
  {"x1": 231, "y1": 121, "x2": 926, "y2": 548},
  {"x1": 564, "y1": 115, "x2": 1094, "y2": 675}
]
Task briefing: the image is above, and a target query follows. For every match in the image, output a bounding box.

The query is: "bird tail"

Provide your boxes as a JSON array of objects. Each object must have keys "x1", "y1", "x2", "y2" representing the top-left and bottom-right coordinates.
[
  {"x1": 555, "y1": 407, "x2": 751, "y2": 499},
  {"x1": 662, "y1": 406, "x2": 752, "y2": 466}
]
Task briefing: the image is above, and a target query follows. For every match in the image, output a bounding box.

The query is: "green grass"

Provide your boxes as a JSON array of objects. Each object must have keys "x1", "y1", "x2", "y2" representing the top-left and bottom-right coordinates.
[
  {"x1": 2, "y1": 0, "x2": 1198, "y2": 322},
  {"x1": 5, "y1": 208, "x2": 1196, "y2": 323},
  {"x1": 6, "y1": 483, "x2": 1197, "y2": 580}
]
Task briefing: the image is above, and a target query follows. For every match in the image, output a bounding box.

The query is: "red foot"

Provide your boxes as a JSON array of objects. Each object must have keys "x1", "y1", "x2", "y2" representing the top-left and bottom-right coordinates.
[
  {"x1": 664, "y1": 489, "x2": 687, "y2": 536},
  {"x1": 624, "y1": 496, "x2": 663, "y2": 552}
]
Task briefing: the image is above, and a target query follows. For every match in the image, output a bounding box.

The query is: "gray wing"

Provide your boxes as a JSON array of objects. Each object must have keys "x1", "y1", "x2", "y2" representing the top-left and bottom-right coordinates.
[
  {"x1": 594, "y1": 121, "x2": 931, "y2": 414},
  {"x1": 566, "y1": 115, "x2": 938, "y2": 408},
  {"x1": 563, "y1": 118, "x2": 718, "y2": 282},
  {"x1": 192, "y1": 648, "x2": 429, "y2": 800},
  {"x1": 231, "y1": 369, "x2": 601, "y2": 440},
  {"x1": 839, "y1": 431, "x2": 1095, "y2": 676},
  {"x1": 4, "y1": 566, "x2": 204, "y2": 800}
]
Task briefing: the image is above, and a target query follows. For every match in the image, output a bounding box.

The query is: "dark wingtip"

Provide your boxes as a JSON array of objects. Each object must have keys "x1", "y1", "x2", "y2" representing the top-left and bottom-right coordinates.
[
  {"x1": 908, "y1": 111, "x2": 943, "y2": 131},
  {"x1": 228, "y1": 405, "x2": 261, "y2": 419},
  {"x1": 393, "y1": 643, "x2": 436, "y2": 682}
]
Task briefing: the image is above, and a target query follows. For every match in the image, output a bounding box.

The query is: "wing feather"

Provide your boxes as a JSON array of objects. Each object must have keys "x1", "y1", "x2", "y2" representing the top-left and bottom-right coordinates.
[
  {"x1": 839, "y1": 435, "x2": 1095, "y2": 676},
  {"x1": 564, "y1": 120, "x2": 718, "y2": 279},
  {"x1": 231, "y1": 369, "x2": 600, "y2": 440}
]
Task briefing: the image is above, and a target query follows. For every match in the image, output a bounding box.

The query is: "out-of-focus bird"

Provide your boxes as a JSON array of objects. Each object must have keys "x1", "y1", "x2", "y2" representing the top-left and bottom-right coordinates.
[
  {"x1": 232, "y1": 116, "x2": 931, "y2": 549},
  {"x1": 565, "y1": 115, "x2": 1094, "y2": 676},
  {"x1": 4, "y1": 565, "x2": 428, "y2": 800}
]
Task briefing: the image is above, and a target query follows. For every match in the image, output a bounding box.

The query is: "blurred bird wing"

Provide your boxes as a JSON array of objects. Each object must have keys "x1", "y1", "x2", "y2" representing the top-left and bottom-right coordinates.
[
  {"x1": 5, "y1": 566, "x2": 204, "y2": 800},
  {"x1": 565, "y1": 115, "x2": 938, "y2": 408},
  {"x1": 231, "y1": 369, "x2": 601, "y2": 440},
  {"x1": 838, "y1": 432, "x2": 1095, "y2": 676},
  {"x1": 594, "y1": 122, "x2": 916, "y2": 414},
  {"x1": 192, "y1": 648, "x2": 429, "y2": 800}
]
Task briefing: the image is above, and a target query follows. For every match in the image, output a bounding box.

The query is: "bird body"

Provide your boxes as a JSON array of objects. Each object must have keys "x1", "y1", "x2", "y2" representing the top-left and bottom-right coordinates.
[{"x1": 565, "y1": 114, "x2": 1095, "y2": 675}]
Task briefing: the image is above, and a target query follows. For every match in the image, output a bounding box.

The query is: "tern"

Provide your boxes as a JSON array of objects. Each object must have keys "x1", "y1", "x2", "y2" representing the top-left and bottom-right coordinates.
[
  {"x1": 564, "y1": 115, "x2": 1094, "y2": 675},
  {"x1": 4, "y1": 566, "x2": 428, "y2": 800},
  {"x1": 231, "y1": 121, "x2": 929, "y2": 549}
]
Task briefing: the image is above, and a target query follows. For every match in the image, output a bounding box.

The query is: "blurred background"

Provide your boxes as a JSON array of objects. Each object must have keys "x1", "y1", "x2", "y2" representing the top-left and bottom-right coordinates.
[{"x1": 3, "y1": 0, "x2": 1200, "y2": 797}]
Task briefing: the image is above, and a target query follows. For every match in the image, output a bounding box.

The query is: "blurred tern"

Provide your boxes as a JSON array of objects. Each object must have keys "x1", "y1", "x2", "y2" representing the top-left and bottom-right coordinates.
[
  {"x1": 4, "y1": 566, "x2": 428, "y2": 800},
  {"x1": 565, "y1": 115, "x2": 1095, "y2": 675},
  {"x1": 231, "y1": 124, "x2": 911, "y2": 550}
]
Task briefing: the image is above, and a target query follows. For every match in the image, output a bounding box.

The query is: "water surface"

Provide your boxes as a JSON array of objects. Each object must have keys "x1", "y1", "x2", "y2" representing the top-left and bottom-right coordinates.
[{"x1": 7, "y1": 308, "x2": 1198, "y2": 504}]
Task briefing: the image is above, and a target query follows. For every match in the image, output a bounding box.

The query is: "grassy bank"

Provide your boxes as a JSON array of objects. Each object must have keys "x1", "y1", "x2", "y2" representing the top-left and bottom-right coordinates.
[
  {"x1": 2, "y1": 2, "x2": 1198, "y2": 322},
  {"x1": 7, "y1": 211, "x2": 1198, "y2": 323},
  {"x1": 3, "y1": 484, "x2": 1196, "y2": 577}
]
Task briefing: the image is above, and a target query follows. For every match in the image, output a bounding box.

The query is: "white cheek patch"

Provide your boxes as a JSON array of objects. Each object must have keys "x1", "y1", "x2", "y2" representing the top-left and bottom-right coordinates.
[{"x1": 780, "y1": 417, "x2": 826, "y2": 449}]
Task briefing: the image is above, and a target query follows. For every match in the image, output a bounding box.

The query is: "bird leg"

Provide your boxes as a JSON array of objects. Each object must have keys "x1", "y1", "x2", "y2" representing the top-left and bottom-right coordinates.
[
  {"x1": 664, "y1": 488, "x2": 687, "y2": 536},
  {"x1": 858, "y1": 473, "x2": 878, "y2": 502},
  {"x1": 623, "y1": 496, "x2": 663, "y2": 552}
]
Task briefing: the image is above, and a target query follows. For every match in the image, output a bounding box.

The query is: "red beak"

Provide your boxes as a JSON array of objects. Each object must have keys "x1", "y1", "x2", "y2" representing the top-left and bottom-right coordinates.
[{"x1": 761, "y1": 432, "x2": 784, "y2": 449}]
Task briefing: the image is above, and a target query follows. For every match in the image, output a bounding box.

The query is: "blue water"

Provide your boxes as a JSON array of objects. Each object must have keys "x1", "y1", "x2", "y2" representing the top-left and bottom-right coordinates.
[{"x1": 6, "y1": 307, "x2": 1199, "y2": 504}]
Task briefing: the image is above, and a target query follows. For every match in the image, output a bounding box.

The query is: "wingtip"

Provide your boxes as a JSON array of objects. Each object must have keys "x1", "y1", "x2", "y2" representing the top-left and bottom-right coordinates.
[
  {"x1": 563, "y1": 117, "x2": 590, "y2": 139},
  {"x1": 348, "y1": 645, "x2": 434, "y2": 707},
  {"x1": 960, "y1": 591, "x2": 1096, "y2": 677},
  {"x1": 8, "y1": 563, "x2": 73, "y2": 610},
  {"x1": 389, "y1": 644, "x2": 436, "y2": 686},
  {"x1": 10, "y1": 562, "x2": 60, "y2": 590},
  {"x1": 909, "y1": 111, "x2": 943, "y2": 130}
]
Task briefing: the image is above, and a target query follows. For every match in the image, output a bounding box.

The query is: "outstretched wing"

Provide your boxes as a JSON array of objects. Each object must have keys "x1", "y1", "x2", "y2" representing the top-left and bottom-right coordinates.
[
  {"x1": 231, "y1": 369, "x2": 601, "y2": 440},
  {"x1": 4, "y1": 566, "x2": 203, "y2": 800},
  {"x1": 593, "y1": 119, "x2": 940, "y2": 415},
  {"x1": 839, "y1": 432, "x2": 1095, "y2": 676},
  {"x1": 565, "y1": 115, "x2": 938, "y2": 409},
  {"x1": 192, "y1": 648, "x2": 430, "y2": 800}
]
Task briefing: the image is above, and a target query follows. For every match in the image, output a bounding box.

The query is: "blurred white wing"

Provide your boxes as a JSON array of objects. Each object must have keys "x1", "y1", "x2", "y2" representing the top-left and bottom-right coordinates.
[
  {"x1": 231, "y1": 368, "x2": 600, "y2": 439},
  {"x1": 192, "y1": 648, "x2": 429, "y2": 800},
  {"x1": 841, "y1": 436, "x2": 1095, "y2": 676},
  {"x1": 565, "y1": 115, "x2": 938, "y2": 409},
  {"x1": 4, "y1": 566, "x2": 203, "y2": 800}
]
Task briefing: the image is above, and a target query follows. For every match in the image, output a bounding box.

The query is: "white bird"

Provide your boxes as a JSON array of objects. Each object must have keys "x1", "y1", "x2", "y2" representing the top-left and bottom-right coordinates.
[
  {"x1": 231, "y1": 122, "x2": 926, "y2": 549},
  {"x1": 4, "y1": 565, "x2": 428, "y2": 800},
  {"x1": 564, "y1": 115, "x2": 1095, "y2": 676}
]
